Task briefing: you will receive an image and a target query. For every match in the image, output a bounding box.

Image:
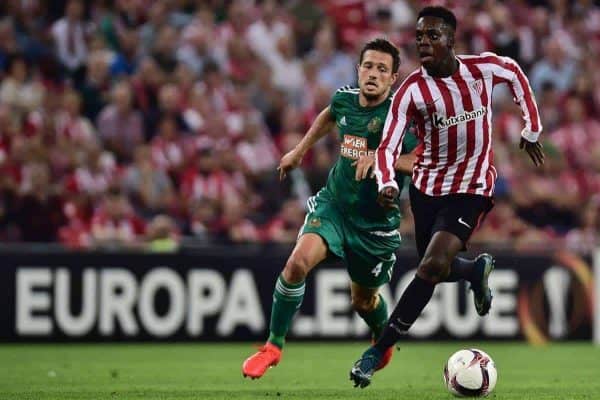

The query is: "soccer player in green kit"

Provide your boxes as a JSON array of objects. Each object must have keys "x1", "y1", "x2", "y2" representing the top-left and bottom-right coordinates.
[{"x1": 242, "y1": 38, "x2": 418, "y2": 379}]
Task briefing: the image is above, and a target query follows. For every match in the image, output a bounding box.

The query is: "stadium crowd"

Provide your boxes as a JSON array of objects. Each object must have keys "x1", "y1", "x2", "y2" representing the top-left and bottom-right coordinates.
[{"x1": 0, "y1": 0, "x2": 598, "y2": 253}]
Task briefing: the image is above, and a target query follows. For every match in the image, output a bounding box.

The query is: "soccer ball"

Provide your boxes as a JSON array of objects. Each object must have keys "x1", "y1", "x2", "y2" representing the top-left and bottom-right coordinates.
[{"x1": 443, "y1": 349, "x2": 497, "y2": 397}]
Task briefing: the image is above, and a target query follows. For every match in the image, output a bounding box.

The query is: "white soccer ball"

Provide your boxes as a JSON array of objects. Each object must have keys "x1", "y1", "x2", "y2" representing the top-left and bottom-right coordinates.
[{"x1": 443, "y1": 349, "x2": 497, "y2": 397}]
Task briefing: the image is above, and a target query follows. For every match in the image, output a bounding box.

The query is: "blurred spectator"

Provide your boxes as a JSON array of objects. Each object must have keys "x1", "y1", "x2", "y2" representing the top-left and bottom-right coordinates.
[
  {"x1": 491, "y1": 4, "x2": 521, "y2": 62},
  {"x1": 96, "y1": 81, "x2": 144, "y2": 162},
  {"x1": 536, "y1": 82, "x2": 561, "y2": 133},
  {"x1": 550, "y1": 94, "x2": 600, "y2": 170},
  {"x1": 226, "y1": 33, "x2": 256, "y2": 84},
  {"x1": 55, "y1": 89, "x2": 97, "y2": 149},
  {"x1": 308, "y1": 26, "x2": 355, "y2": 92},
  {"x1": 14, "y1": 162, "x2": 66, "y2": 242},
  {"x1": 0, "y1": 18, "x2": 19, "y2": 72},
  {"x1": 509, "y1": 143, "x2": 580, "y2": 234},
  {"x1": 50, "y1": 0, "x2": 89, "y2": 83},
  {"x1": 195, "y1": 60, "x2": 230, "y2": 113},
  {"x1": 177, "y1": 7, "x2": 223, "y2": 76},
  {"x1": 235, "y1": 116, "x2": 279, "y2": 178},
  {"x1": 79, "y1": 51, "x2": 111, "y2": 121},
  {"x1": 530, "y1": 38, "x2": 577, "y2": 94},
  {"x1": 222, "y1": 198, "x2": 260, "y2": 244},
  {"x1": 362, "y1": 7, "x2": 405, "y2": 49},
  {"x1": 320, "y1": 0, "x2": 369, "y2": 48},
  {"x1": 305, "y1": 145, "x2": 333, "y2": 193},
  {"x1": 131, "y1": 57, "x2": 164, "y2": 138},
  {"x1": 565, "y1": 200, "x2": 600, "y2": 254},
  {"x1": 247, "y1": 64, "x2": 284, "y2": 130},
  {"x1": 175, "y1": 62, "x2": 197, "y2": 108},
  {"x1": 150, "y1": 115, "x2": 187, "y2": 177},
  {"x1": 152, "y1": 82, "x2": 190, "y2": 136},
  {"x1": 122, "y1": 145, "x2": 175, "y2": 216},
  {"x1": 90, "y1": 186, "x2": 146, "y2": 248},
  {"x1": 246, "y1": 0, "x2": 291, "y2": 69},
  {"x1": 180, "y1": 147, "x2": 241, "y2": 210},
  {"x1": 152, "y1": 26, "x2": 179, "y2": 73},
  {"x1": 146, "y1": 214, "x2": 180, "y2": 252},
  {"x1": 262, "y1": 198, "x2": 305, "y2": 243},
  {"x1": 139, "y1": 1, "x2": 171, "y2": 54},
  {"x1": 217, "y1": 0, "x2": 252, "y2": 65},
  {"x1": 64, "y1": 145, "x2": 116, "y2": 197},
  {"x1": 187, "y1": 198, "x2": 221, "y2": 242},
  {"x1": 287, "y1": 0, "x2": 323, "y2": 55},
  {"x1": 0, "y1": 54, "x2": 44, "y2": 116},
  {"x1": 109, "y1": 28, "x2": 139, "y2": 77},
  {"x1": 271, "y1": 35, "x2": 305, "y2": 103}
]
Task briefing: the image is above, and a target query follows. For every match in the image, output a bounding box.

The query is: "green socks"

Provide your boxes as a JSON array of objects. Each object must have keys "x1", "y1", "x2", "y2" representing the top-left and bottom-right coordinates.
[
  {"x1": 267, "y1": 276, "x2": 387, "y2": 347},
  {"x1": 267, "y1": 275, "x2": 305, "y2": 349},
  {"x1": 359, "y1": 294, "x2": 388, "y2": 340}
]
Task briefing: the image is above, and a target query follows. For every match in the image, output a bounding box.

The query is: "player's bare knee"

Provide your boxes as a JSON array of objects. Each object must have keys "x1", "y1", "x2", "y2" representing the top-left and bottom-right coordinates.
[
  {"x1": 417, "y1": 255, "x2": 450, "y2": 284},
  {"x1": 351, "y1": 294, "x2": 378, "y2": 315},
  {"x1": 282, "y1": 253, "x2": 313, "y2": 283}
]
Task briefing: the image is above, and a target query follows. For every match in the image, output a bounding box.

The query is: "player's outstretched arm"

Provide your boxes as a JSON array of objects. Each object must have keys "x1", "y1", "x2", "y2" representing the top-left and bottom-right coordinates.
[
  {"x1": 278, "y1": 106, "x2": 335, "y2": 180},
  {"x1": 487, "y1": 53, "x2": 544, "y2": 167},
  {"x1": 353, "y1": 148, "x2": 416, "y2": 181}
]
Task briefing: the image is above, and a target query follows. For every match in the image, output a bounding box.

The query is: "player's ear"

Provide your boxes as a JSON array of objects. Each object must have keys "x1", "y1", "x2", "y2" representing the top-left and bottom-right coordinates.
[{"x1": 390, "y1": 72, "x2": 399, "y2": 86}]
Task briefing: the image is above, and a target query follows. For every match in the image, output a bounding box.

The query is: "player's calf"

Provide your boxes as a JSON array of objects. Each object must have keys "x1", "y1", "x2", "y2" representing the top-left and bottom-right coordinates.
[{"x1": 417, "y1": 254, "x2": 453, "y2": 284}]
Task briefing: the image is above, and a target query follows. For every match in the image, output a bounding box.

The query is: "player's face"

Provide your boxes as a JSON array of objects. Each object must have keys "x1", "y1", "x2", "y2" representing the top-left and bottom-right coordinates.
[
  {"x1": 357, "y1": 50, "x2": 398, "y2": 100},
  {"x1": 416, "y1": 16, "x2": 454, "y2": 69}
]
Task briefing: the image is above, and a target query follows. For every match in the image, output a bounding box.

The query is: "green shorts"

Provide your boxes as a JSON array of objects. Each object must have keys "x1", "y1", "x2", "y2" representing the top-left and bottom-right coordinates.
[{"x1": 299, "y1": 189, "x2": 401, "y2": 288}]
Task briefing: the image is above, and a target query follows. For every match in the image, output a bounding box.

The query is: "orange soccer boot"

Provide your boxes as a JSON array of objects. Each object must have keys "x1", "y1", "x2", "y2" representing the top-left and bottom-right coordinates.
[{"x1": 242, "y1": 342, "x2": 282, "y2": 379}]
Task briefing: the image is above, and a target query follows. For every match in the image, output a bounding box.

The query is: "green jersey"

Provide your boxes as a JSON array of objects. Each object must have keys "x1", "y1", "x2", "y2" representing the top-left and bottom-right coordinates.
[{"x1": 325, "y1": 86, "x2": 417, "y2": 231}]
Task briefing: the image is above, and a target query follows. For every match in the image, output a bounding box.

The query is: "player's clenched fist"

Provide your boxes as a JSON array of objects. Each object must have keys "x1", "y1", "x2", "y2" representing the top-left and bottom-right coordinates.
[
  {"x1": 377, "y1": 187, "x2": 399, "y2": 210},
  {"x1": 277, "y1": 149, "x2": 303, "y2": 180}
]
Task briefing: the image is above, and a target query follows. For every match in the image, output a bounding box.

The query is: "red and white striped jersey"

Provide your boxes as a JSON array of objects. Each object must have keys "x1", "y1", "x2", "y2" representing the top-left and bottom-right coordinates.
[{"x1": 375, "y1": 53, "x2": 542, "y2": 197}]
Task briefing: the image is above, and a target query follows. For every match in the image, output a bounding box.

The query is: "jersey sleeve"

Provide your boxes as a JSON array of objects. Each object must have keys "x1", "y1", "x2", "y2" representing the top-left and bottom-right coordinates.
[
  {"x1": 484, "y1": 52, "x2": 543, "y2": 141},
  {"x1": 374, "y1": 79, "x2": 417, "y2": 192}
]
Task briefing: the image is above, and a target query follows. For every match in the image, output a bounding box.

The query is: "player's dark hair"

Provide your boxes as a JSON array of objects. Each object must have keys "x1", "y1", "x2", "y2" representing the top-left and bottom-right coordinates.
[
  {"x1": 418, "y1": 6, "x2": 457, "y2": 31},
  {"x1": 359, "y1": 38, "x2": 400, "y2": 73}
]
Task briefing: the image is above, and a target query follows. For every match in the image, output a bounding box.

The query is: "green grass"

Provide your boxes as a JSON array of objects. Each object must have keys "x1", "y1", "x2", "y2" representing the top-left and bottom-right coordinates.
[{"x1": 0, "y1": 342, "x2": 599, "y2": 399}]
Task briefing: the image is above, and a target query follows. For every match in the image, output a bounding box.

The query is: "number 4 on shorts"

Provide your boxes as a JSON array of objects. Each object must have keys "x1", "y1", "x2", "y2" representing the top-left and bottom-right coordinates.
[{"x1": 371, "y1": 262, "x2": 383, "y2": 277}]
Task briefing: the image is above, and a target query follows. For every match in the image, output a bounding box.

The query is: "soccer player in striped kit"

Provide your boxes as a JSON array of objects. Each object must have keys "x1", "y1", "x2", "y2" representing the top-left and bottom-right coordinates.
[{"x1": 350, "y1": 6, "x2": 544, "y2": 388}]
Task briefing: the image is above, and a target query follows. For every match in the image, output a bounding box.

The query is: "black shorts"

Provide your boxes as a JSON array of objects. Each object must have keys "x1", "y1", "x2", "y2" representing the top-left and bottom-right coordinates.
[{"x1": 409, "y1": 184, "x2": 494, "y2": 258}]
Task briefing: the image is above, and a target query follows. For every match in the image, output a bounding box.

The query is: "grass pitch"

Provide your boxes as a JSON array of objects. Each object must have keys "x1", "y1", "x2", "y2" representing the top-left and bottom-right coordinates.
[{"x1": 0, "y1": 342, "x2": 599, "y2": 399}]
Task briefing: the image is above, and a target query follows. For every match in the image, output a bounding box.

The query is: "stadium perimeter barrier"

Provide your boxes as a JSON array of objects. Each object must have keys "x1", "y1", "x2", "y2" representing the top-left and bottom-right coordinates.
[{"x1": 0, "y1": 244, "x2": 597, "y2": 345}]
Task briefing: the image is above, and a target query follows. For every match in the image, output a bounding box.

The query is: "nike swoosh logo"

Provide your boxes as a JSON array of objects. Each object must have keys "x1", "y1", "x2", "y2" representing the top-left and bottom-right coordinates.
[{"x1": 458, "y1": 217, "x2": 472, "y2": 229}]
